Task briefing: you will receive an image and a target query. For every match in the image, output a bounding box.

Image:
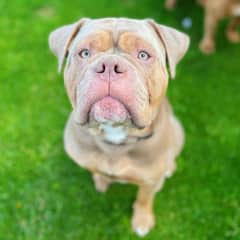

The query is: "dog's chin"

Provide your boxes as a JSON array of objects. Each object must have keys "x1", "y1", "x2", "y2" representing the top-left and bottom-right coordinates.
[
  {"x1": 89, "y1": 96, "x2": 130, "y2": 125},
  {"x1": 85, "y1": 96, "x2": 132, "y2": 144}
]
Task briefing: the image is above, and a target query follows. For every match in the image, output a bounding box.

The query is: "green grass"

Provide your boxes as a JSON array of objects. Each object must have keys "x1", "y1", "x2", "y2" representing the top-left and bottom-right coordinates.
[{"x1": 1, "y1": 0, "x2": 240, "y2": 239}]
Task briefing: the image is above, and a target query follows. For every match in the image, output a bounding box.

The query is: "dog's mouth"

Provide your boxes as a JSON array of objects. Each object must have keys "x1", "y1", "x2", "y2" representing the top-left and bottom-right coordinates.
[
  {"x1": 89, "y1": 96, "x2": 130, "y2": 124},
  {"x1": 87, "y1": 96, "x2": 151, "y2": 144}
]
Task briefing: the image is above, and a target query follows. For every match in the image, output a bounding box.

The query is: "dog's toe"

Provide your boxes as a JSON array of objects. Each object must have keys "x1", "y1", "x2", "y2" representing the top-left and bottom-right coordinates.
[
  {"x1": 135, "y1": 226, "x2": 150, "y2": 237},
  {"x1": 227, "y1": 31, "x2": 240, "y2": 43},
  {"x1": 199, "y1": 39, "x2": 215, "y2": 54},
  {"x1": 132, "y1": 207, "x2": 155, "y2": 237},
  {"x1": 92, "y1": 174, "x2": 111, "y2": 193},
  {"x1": 165, "y1": 0, "x2": 176, "y2": 10}
]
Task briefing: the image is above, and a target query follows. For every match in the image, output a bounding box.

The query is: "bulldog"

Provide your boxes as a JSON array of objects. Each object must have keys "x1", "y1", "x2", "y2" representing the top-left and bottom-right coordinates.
[
  {"x1": 49, "y1": 18, "x2": 189, "y2": 236},
  {"x1": 166, "y1": 0, "x2": 240, "y2": 53}
]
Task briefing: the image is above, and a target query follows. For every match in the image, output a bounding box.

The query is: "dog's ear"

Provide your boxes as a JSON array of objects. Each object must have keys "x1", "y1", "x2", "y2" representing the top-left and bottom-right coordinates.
[
  {"x1": 147, "y1": 19, "x2": 190, "y2": 79},
  {"x1": 48, "y1": 18, "x2": 89, "y2": 73}
]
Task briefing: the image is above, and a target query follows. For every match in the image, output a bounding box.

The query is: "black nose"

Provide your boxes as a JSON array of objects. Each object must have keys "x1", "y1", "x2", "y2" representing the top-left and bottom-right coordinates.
[
  {"x1": 114, "y1": 64, "x2": 124, "y2": 74},
  {"x1": 96, "y1": 64, "x2": 106, "y2": 73},
  {"x1": 96, "y1": 63, "x2": 124, "y2": 74}
]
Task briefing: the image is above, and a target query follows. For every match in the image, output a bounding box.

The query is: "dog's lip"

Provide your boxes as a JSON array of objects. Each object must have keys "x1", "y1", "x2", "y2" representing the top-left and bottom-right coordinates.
[
  {"x1": 89, "y1": 96, "x2": 129, "y2": 122},
  {"x1": 75, "y1": 95, "x2": 146, "y2": 129},
  {"x1": 89, "y1": 96, "x2": 130, "y2": 124}
]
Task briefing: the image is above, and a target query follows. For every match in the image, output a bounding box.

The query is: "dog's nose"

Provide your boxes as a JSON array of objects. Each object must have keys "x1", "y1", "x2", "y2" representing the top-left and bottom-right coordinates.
[
  {"x1": 95, "y1": 62, "x2": 126, "y2": 75},
  {"x1": 114, "y1": 64, "x2": 125, "y2": 74}
]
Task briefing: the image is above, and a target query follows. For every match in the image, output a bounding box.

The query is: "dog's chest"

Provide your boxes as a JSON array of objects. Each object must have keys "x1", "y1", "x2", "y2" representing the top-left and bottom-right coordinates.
[
  {"x1": 90, "y1": 151, "x2": 158, "y2": 185},
  {"x1": 93, "y1": 156, "x2": 141, "y2": 184}
]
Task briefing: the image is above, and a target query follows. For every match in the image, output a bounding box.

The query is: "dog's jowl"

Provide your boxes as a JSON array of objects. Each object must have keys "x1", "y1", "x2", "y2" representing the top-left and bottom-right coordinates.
[{"x1": 49, "y1": 18, "x2": 189, "y2": 236}]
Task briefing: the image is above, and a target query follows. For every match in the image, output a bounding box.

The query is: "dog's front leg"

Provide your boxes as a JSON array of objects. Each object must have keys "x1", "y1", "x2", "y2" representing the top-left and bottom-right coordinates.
[
  {"x1": 200, "y1": 10, "x2": 220, "y2": 54},
  {"x1": 92, "y1": 173, "x2": 112, "y2": 193},
  {"x1": 131, "y1": 179, "x2": 165, "y2": 237}
]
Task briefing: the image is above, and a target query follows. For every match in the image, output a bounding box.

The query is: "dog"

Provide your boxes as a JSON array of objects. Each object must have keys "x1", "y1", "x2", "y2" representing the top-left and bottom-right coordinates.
[
  {"x1": 49, "y1": 17, "x2": 189, "y2": 236},
  {"x1": 166, "y1": 0, "x2": 240, "y2": 53}
]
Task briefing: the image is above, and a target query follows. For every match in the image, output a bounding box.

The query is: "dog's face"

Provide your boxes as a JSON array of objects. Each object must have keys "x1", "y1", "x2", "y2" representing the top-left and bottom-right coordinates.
[{"x1": 49, "y1": 18, "x2": 189, "y2": 137}]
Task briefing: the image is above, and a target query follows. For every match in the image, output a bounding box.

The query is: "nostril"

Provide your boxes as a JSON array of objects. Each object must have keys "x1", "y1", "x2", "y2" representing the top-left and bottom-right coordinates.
[
  {"x1": 114, "y1": 64, "x2": 124, "y2": 74},
  {"x1": 97, "y1": 64, "x2": 105, "y2": 73}
]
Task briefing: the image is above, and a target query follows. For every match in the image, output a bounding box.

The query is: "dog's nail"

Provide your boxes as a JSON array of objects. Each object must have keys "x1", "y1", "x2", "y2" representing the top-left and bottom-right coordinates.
[{"x1": 135, "y1": 227, "x2": 149, "y2": 237}]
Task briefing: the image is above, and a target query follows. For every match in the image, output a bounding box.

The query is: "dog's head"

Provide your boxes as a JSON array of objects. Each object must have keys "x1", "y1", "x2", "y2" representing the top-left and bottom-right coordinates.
[{"x1": 49, "y1": 18, "x2": 189, "y2": 140}]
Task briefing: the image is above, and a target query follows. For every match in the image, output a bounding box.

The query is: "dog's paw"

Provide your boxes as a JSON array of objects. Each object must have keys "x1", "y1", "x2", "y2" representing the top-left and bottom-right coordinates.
[
  {"x1": 227, "y1": 31, "x2": 240, "y2": 43},
  {"x1": 92, "y1": 174, "x2": 111, "y2": 193},
  {"x1": 131, "y1": 206, "x2": 155, "y2": 237},
  {"x1": 199, "y1": 39, "x2": 215, "y2": 54},
  {"x1": 165, "y1": 0, "x2": 176, "y2": 10}
]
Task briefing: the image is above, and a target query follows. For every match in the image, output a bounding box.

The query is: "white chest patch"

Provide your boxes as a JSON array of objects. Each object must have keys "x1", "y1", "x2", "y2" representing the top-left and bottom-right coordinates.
[{"x1": 99, "y1": 123, "x2": 127, "y2": 144}]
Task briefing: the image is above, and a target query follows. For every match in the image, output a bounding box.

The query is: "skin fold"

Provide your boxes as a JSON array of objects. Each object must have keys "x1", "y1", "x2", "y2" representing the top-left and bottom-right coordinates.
[
  {"x1": 49, "y1": 17, "x2": 189, "y2": 236},
  {"x1": 165, "y1": 0, "x2": 240, "y2": 53}
]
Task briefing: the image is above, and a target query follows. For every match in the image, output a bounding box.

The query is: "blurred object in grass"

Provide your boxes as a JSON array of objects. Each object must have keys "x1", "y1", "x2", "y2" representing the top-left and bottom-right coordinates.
[
  {"x1": 182, "y1": 17, "x2": 192, "y2": 30},
  {"x1": 36, "y1": 6, "x2": 56, "y2": 19}
]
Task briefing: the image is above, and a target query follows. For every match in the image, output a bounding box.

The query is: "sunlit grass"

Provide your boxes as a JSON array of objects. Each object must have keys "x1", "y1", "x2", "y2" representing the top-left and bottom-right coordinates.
[{"x1": 0, "y1": 0, "x2": 240, "y2": 239}]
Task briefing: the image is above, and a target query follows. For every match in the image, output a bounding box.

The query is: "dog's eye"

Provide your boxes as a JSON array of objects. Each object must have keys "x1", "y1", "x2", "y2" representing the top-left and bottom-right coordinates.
[
  {"x1": 138, "y1": 51, "x2": 151, "y2": 61},
  {"x1": 79, "y1": 49, "x2": 91, "y2": 58}
]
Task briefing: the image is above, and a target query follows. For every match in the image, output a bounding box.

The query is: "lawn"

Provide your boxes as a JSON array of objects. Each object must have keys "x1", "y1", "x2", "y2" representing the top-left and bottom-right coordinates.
[{"x1": 1, "y1": 0, "x2": 240, "y2": 239}]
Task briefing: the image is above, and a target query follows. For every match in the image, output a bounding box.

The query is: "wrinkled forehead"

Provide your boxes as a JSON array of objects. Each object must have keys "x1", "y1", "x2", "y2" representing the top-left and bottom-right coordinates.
[
  {"x1": 71, "y1": 18, "x2": 165, "y2": 56},
  {"x1": 82, "y1": 18, "x2": 150, "y2": 37}
]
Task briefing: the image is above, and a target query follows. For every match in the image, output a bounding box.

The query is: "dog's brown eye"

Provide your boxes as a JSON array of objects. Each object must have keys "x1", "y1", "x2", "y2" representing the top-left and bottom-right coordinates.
[
  {"x1": 79, "y1": 49, "x2": 91, "y2": 58},
  {"x1": 138, "y1": 51, "x2": 150, "y2": 61}
]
